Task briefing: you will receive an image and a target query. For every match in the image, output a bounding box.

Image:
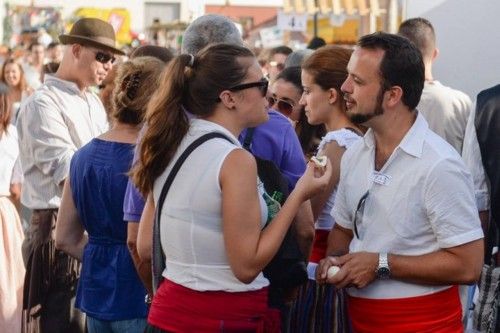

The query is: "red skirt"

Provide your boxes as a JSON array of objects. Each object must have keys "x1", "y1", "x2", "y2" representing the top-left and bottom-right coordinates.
[
  {"x1": 348, "y1": 285, "x2": 462, "y2": 332},
  {"x1": 148, "y1": 279, "x2": 281, "y2": 332},
  {"x1": 309, "y1": 229, "x2": 329, "y2": 263}
]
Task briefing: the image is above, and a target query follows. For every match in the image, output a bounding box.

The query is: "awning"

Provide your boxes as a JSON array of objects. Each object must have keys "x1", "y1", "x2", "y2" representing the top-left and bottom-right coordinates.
[{"x1": 283, "y1": 0, "x2": 383, "y2": 16}]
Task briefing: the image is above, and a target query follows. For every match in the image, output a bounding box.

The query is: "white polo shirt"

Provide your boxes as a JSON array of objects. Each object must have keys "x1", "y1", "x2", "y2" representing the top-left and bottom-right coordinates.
[{"x1": 332, "y1": 112, "x2": 483, "y2": 299}]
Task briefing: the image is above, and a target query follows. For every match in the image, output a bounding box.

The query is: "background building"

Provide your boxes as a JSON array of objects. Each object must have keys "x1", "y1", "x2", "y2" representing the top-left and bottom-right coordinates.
[{"x1": 1, "y1": 0, "x2": 498, "y2": 97}]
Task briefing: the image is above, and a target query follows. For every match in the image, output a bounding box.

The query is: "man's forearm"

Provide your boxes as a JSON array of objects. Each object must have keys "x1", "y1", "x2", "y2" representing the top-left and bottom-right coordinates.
[
  {"x1": 326, "y1": 224, "x2": 352, "y2": 257},
  {"x1": 388, "y1": 239, "x2": 484, "y2": 285}
]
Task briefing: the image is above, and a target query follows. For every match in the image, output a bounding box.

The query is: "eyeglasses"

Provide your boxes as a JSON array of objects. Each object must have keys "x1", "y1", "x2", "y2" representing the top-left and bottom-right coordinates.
[
  {"x1": 267, "y1": 96, "x2": 294, "y2": 116},
  {"x1": 94, "y1": 50, "x2": 116, "y2": 64},
  {"x1": 269, "y1": 61, "x2": 285, "y2": 72},
  {"x1": 228, "y1": 79, "x2": 269, "y2": 97},
  {"x1": 353, "y1": 191, "x2": 369, "y2": 239}
]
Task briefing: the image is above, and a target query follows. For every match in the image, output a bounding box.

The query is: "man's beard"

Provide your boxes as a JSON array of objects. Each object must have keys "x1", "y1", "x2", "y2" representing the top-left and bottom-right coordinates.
[{"x1": 349, "y1": 87, "x2": 385, "y2": 124}]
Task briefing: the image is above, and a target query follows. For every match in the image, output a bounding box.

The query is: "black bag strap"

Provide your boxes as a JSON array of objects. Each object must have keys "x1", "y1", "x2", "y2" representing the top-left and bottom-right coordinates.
[
  {"x1": 152, "y1": 132, "x2": 232, "y2": 292},
  {"x1": 156, "y1": 132, "x2": 233, "y2": 218},
  {"x1": 242, "y1": 127, "x2": 256, "y2": 151}
]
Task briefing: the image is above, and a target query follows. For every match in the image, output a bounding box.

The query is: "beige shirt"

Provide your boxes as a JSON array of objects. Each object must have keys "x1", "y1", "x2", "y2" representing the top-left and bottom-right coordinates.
[
  {"x1": 16, "y1": 75, "x2": 108, "y2": 209},
  {"x1": 417, "y1": 80, "x2": 471, "y2": 153}
]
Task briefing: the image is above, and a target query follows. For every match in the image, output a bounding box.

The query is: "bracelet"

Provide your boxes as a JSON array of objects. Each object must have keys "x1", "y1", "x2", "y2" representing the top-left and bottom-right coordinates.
[{"x1": 145, "y1": 294, "x2": 152, "y2": 305}]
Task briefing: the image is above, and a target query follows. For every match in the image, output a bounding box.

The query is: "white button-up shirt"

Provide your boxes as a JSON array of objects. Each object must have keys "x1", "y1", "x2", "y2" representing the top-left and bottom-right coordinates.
[
  {"x1": 461, "y1": 101, "x2": 490, "y2": 211},
  {"x1": 16, "y1": 75, "x2": 108, "y2": 209},
  {"x1": 332, "y1": 112, "x2": 483, "y2": 299}
]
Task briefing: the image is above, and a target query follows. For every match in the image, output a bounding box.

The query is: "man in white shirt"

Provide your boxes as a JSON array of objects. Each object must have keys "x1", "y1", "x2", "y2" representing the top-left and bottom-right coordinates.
[
  {"x1": 22, "y1": 42, "x2": 46, "y2": 90},
  {"x1": 16, "y1": 18, "x2": 123, "y2": 333},
  {"x1": 398, "y1": 17, "x2": 471, "y2": 154},
  {"x1": 316, "y1": 32, "x2": 484, "y2": 332}
]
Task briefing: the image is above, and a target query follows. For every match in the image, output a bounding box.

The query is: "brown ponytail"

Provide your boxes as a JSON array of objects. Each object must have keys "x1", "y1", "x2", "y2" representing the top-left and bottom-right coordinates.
[
  {"x1": 131, "y1": 54, "x2": 191, "y2": 195},
  {"x1": 131, "y1": 43, "x2": 255, "y2": 195}
]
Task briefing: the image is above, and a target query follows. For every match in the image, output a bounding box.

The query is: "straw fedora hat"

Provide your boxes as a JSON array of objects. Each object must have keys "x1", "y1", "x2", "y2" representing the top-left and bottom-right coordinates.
[{"x1": 59, "y1": 18, "x2": 125, "y2": 55}]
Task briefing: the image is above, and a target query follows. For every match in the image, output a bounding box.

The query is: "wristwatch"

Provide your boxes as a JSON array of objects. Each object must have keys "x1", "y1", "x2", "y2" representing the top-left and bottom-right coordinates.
[{"x1": 376, "y1": 253, "x2": 391, "y2": 279}]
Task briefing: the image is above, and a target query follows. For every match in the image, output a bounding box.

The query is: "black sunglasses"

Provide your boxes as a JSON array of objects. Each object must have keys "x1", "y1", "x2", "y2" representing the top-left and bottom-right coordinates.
[
  {"x1": 217, "y1": 79, "x2": 268, "y2": 102},
  {"x1": 228, "y1": 79, "x2": 268, "y2": 97},
  {"x1": 353, "y1": 191, "x2": 369, "y2": 239},
  {"x1": 267, "y1": 96, "x2": 294, "y2": 116},
  {"x1": 94, "y1": 51, "x2": 116, "y2": 64}
]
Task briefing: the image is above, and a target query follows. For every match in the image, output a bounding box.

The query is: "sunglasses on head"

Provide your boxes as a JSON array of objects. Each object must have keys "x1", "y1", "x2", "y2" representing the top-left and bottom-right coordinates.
[
  {"x1": 229, "y1": 79, "x2": 269, "y2": 96},
  {"x1": 94, "y1": 50, "x2": 116, "y2": 64},
  {"x1": 267, "y1": 96, "x2": 294, "y2": 116}
]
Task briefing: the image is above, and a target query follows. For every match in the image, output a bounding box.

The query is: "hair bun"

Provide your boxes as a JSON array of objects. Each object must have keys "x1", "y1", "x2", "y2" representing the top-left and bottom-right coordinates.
[{"x1": 121, "y1": 72, "x2": 141, "y2": 101}]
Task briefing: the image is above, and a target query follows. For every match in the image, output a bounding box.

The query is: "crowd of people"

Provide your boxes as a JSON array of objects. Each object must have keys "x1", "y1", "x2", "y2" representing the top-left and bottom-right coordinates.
[{"x1": 0, "y1": 12, "x2": 498, "y2": 333}]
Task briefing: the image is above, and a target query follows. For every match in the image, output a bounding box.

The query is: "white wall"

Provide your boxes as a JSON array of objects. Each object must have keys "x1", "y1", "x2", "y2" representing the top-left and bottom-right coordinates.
[{"x1": 404, "y1": 0, "x2": 500, "y2": 99}]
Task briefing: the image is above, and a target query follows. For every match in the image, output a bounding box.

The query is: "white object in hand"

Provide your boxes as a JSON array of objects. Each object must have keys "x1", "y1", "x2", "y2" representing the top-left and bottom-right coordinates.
[
  {"x1": 311, "y1": 155, "x2": 327, "y2": 168},
  {"x1": 327, "y1": 265, "x2": 340, "y2": 279}
]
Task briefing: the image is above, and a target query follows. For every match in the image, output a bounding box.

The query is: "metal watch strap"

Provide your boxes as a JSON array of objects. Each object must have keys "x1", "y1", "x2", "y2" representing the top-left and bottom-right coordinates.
[
  {"x1": 377, "y1": 252, "x2": 391, "y2": 279},
  {"x1": 379, "y1": 252, "x2": 388, "y2": 268}
]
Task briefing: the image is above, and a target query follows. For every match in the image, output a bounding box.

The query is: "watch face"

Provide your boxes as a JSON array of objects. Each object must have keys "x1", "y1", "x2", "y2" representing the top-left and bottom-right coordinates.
[{"x1": 377, "y1": 267, "x2": 391, "y2": 279}]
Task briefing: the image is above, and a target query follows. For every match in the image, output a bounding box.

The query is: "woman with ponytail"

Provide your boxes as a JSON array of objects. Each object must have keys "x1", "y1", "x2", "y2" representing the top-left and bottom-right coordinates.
[
  {"x1": 133, "y1": 43, "x2": 332, "y2": 332},
  {"x1": 55, "y1": 56, "x2": 165, "y2": 333}
]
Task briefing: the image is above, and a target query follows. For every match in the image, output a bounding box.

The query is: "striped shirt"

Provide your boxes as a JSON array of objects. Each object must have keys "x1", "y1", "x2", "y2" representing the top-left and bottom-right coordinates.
[{"x1": 16, "y1": 74, "x2": 108, "y2": 210}]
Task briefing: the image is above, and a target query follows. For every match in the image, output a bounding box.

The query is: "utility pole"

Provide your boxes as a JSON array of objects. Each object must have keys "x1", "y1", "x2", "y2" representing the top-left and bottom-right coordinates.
[{"x1": 313, "y1": 0, "x2": 318, "y2": 37}]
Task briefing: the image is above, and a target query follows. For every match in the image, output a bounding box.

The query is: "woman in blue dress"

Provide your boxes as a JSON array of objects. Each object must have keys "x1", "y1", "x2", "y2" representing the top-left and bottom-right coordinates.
[{"x1": 55, "y1": 56, "x2": 165, "y2": 333}]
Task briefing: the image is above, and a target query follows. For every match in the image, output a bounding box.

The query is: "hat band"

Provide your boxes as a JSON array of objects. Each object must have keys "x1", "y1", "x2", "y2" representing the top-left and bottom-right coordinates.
[{"x1": 75, "y1": 35, "x2": 117, "y2": 48}]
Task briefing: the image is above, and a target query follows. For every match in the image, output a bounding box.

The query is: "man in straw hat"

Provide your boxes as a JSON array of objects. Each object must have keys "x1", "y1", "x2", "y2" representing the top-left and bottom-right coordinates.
[{"x1": 16, "y1": 17, "x2": 123, "y2": 333}]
